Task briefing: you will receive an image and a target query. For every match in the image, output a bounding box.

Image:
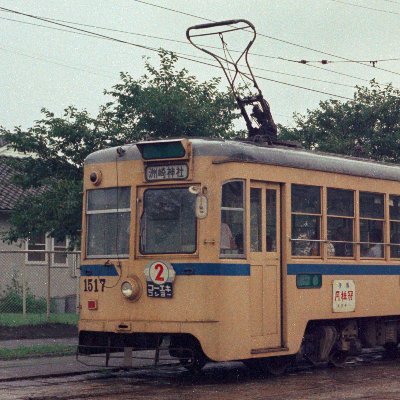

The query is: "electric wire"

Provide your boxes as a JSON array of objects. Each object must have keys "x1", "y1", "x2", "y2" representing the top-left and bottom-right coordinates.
[
  {"x1": 379, "y1": 0, "x2": 400, "y2": 5},
  {"x1": 328, "y1": 0, "x2": 400, "y2": 15},
  {"x1": 0, "y1": 6, "x2": 353, "y2": 100},
  {"x1": 0, "y1": 45, "x2": 117, "y2": 79},
  {"x1": 0, "y1": 12, "x2": 300, "y2": 63},
  {"x1": 132, "y1": 0, "x2": 400, "y2": 78},
  {"x1": 0, "y1": 10, "x2": 371, "y2": 85},
  {"x1": 0, "y1": 14, "x2": 354, "y2": 89}
]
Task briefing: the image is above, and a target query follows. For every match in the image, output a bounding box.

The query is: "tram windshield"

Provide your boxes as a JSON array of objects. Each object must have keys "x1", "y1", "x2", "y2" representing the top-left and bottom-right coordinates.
[{"x1": 140, "y1": 187, "x2": 196, "y2": 254}]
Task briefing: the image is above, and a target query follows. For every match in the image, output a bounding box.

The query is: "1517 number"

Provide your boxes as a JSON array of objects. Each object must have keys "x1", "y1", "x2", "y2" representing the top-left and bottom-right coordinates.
[{"x1": 83, "y1": 278, "x2": 106, "y2": 292}]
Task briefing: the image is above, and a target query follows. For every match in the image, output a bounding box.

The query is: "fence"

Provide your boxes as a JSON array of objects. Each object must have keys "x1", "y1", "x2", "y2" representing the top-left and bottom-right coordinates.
[{"x1": 0, "y1": 250, "x2": 80, "y2": 320}]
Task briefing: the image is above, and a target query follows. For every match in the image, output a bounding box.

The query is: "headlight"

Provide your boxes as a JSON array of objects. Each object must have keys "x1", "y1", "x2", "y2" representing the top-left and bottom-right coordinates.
[{"x1": 121, "y1": 278, "x2": 141, "y2": 301}]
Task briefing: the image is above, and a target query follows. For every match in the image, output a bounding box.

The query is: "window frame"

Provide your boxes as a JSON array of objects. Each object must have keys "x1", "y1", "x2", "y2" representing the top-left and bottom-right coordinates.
[
  {"x1": 359, "y1": 191, "x2": 385, "y2": 259},
  {"x1": 86, "y1": 187, "x2": 131, "y2": 259},
  {"x1": 326, "y1": 188, "x2": 355, "y2": 259},
  {"x1": 291, "y1": 184, "x2": 322, "y2": 258},
  {"x1": 139, "y1": 186, "x2": 198, "y2": 255},
  {"x1": 52, "y1": 237, "x2": 70, "y2": 266},
  {"x1": 25, "y1": 233, "x2": 48, "y2": 265},
  {"x1": 220, "y1": 179, "x2": 246, "y2": 259},
  {"x1": 389, "y1": 194, "x2": 400, "y2": 259}
]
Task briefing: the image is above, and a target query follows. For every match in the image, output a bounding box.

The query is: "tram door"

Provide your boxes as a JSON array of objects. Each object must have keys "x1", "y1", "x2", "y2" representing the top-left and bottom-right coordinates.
[{"x1": 249, "y1": 182, "x2": 282, "y2": 349}]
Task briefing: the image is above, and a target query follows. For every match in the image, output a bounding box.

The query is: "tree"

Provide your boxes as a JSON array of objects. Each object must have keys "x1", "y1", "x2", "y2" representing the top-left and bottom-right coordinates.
[
  {"x1": 1, "y1": 50, "x2": 240, "y2": 246},
  {"x1": 279, "y1": 80, "x2": 400, "y2": 162}
]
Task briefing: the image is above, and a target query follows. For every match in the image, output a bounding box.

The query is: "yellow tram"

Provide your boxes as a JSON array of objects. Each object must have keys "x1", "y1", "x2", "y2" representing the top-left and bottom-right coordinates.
[{"x1": 78, "y1": 137, "x2": 400, "y2": 373}]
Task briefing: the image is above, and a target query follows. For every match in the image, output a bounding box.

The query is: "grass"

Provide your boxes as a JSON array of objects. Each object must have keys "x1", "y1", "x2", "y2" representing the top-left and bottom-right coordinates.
[
  {"x1": 0, "y1": 344, "x2": 76, "y2": 360},
  {"x1": 0, "y1": 313, "x2": 79, "y2": 327}
]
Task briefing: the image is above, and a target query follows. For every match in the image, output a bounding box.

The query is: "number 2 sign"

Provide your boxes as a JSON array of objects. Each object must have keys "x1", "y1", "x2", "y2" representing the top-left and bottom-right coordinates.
[
  {"x1": 144, "y1": 260, "x2": 176, "y2": 299},
  {"x1": 150, "y1": 262, "x2": 169, "y2": 284}
]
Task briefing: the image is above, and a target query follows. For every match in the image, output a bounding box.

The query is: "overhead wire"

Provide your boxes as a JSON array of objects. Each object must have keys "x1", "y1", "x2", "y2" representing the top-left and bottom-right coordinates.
[
  {"x1": 0, "y1": 13, "x2": 355, "y2": 89},
  {"x1": 328, "y1": 0, "x2": 400, "y2": 15},
  {"x1": 378, "y1": 0, "x2": 400, "y2": 4},
  {"x1": 132, "y1": 0, "x2": 400, "y2": 78},
  {"x1": 0, "y1": 45, "x2": 117, "y2": 79},
  {"x1": 0, "y1": 9, "x2": 371, "y2": 85},
  {"x1": 0, "y1": 6, "x2": 353, "y2": 100}
]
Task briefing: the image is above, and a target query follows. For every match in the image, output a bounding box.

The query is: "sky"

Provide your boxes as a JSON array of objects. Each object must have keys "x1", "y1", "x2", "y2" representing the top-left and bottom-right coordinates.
[{"x1": 0, "y1": 0, "x2": 399, "y2": 132}]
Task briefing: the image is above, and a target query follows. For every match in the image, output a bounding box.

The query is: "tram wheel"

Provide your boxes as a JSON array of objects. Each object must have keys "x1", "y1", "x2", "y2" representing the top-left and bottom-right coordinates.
[
  {"x1": 329, "y1": 351, "x2": 349, "y2": 368},
  {"x1": 180, "y1": 353, "x2": 206, "y2": 373}
]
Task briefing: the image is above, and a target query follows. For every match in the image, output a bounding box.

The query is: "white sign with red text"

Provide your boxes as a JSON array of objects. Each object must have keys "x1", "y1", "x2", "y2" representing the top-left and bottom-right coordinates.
[{"x1": 332, "y1": 279, "x2": 356, "y2": 313}]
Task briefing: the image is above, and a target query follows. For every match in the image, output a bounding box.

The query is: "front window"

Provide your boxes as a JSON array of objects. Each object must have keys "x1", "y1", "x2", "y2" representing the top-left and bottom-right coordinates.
[
  {"x1": 86, "y1": 187, "x2": 131, "y2": 258},
  {"x1": 140, "y1": 187, "x2": 196, "y2": 254}
]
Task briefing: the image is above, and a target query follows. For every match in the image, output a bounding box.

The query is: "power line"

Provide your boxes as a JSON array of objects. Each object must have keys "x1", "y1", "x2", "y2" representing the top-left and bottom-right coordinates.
[
  {"x1": 132, "y1": 0, "x2": 400, "y2": 78},
  {"x1": 379, "y1": 0, "x2": 400, "y2": 5},
  {"x1": 305, "y1": 63, "x2": 370, "y2": 82},
  {"x1": 328, "y1": 0, "x2": 400, "y2": 15},
  {"x1": 0, "y1": 8, "x2": 372, "y2": 85},
  {"x1": 0, "y1": 45, "x2": 117, "y2": 79},
  {"x1": 0, "y1": 6, "x2": 353, "y2": 100},
  {"x1": 0, "y1": 10, "x2": 301, "y2": 63},
  {"x1": 0, "y1": 15, "x2": 102, "y2": 40},
  {"x1": 1, "y1": 14, "x2": 356, "y2": 89}
]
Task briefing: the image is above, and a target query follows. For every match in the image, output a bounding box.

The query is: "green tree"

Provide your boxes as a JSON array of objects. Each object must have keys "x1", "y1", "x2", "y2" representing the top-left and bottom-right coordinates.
[
  {"x1": 1, "y1": 51, "x2": 240, "y2": 246},
  {"x1": 279, "y1": 80, "x2": 400, "y2": 162}
]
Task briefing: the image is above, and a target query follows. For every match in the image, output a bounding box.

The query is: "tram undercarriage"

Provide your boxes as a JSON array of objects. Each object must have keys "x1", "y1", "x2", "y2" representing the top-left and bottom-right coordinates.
[{"x1": 301, "y1": 316, "x2": 400, "y2": 367}]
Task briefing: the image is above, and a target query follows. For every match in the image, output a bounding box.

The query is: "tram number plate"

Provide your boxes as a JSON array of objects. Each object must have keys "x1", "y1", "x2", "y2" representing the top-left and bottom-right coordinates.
[
  {"x1": 147, "y1": 282, "x2": 173, "y2": 298},
  {"x1": 83, "y1": 278, "x2": 106, "y2": 292}
]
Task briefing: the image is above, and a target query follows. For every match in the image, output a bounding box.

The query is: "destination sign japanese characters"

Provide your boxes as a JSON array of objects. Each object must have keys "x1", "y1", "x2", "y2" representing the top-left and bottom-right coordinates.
[
  {"x1": 332, "y1": 279, "x2": 356, "y2": 313},
  {"x1": 145, "y1": 164, "x2": 188, "y2": 181}
]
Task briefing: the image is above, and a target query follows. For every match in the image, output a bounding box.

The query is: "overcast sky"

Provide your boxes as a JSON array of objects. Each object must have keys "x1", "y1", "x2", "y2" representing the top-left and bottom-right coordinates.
[{"x1": 0, "y1": 0, "x2": 399, "y2": 132}]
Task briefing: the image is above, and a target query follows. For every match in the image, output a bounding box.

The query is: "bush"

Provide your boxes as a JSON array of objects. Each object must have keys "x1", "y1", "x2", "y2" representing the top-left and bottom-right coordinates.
[{"x1": 0, "y1": 274, "x2": 48, "y2": 313}]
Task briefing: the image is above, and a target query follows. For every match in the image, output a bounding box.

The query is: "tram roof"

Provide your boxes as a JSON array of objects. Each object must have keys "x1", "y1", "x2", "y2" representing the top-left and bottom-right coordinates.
[{"x1": 85, "y1": 138, "x2": 400, "y2": 182}]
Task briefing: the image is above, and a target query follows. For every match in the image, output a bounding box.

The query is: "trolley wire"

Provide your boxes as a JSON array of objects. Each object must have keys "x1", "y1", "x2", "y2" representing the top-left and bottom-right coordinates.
[
  {"x1": 379, "y1": 0, "x2": 400, "y2": 5},
  {"x1": 132, "y1": 0, "x2": 400, "y2": 78},
  {"x1": 328, "y1": 0, "x2": 400, "y2": 15},
  {"x1": 0, "y1": 6, "x2": 353, "y2": 100},
  {"x1": 0, "y1": 9, "x2": 375, "y2": 85},
  {"x1": 0, "y1": 45, "x2": 117, "y2": 79},
  {"x1": 0, "y1": 13, "x2": 359, "y2": 88},
  {"x1": 0, "y1": 15, "x2": 355, "y2": 89}
]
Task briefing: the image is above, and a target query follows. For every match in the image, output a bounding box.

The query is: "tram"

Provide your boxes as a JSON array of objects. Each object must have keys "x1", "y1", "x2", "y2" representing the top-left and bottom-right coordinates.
[
  {"x1": 78, "y1": 20, "x2": 400, "y2": 374},
  {"x1": 78, "y1": 137, "x2": 400, "y2": 373}
]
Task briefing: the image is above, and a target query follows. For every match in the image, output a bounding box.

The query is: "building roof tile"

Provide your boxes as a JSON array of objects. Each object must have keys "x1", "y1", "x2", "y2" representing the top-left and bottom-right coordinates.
[{"x1": 0, "y1": 160, "x2": 27, "y2": 211}]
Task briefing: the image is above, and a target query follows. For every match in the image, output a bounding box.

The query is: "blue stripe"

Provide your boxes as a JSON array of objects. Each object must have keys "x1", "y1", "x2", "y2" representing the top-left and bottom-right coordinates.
[
  {"x1": 80, "y1": 264, "x2": 118, "y2": 277},
  {"x1": 80, "y1": 263, "x2": 250, "y2": 277},
  {"x1": 172, "y1": 263, "x2": 250, "y2": 276},
  {"x1": 288, "y1": 263, "x2": 400, "y2": 276}
]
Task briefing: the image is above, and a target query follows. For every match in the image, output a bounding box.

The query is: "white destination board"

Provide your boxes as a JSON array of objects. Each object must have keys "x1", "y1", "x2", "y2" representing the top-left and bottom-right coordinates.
[
  {"x1": 332, "y1": 279, "x2": 356, "y2": 313},
  {"x1": 145, "y1": 164, "x2": 188, "y2": 181}
]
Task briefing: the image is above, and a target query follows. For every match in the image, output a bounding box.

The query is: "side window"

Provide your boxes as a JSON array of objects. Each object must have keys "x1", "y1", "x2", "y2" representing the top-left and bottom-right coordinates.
[
  {"x1": 291, "y1": 184, "x2": 321, "y2": 257},
  {"x1": 390, "y1": 195, "x2": 400, "y2": 258},
  {"x1": 250, "y1": 188, "x2": 262, "y2": 252},
  {"x1": 26, "y1": 233, "x2": 47, "y2": 263},
  {"x1": 360, "y1": 192, "x2": 384, "y2": 258},
  {"x1": 53, "y1": 238, "x2": 69, "y2": 265},
  {"x1": 220, "y1": 180, "x2": 245, "y2": 256},
  {"x1": 327, "y1": 188, "x2": 354, "y2": 257},
  {"x1": 266, "y1": 189, "x2": 277, "y2": 252}
]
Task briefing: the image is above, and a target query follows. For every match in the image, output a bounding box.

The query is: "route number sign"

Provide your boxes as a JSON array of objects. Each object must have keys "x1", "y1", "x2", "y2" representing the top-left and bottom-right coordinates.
[{"x1": 144, "y1": 261, "x2": 176, "y2": 299}]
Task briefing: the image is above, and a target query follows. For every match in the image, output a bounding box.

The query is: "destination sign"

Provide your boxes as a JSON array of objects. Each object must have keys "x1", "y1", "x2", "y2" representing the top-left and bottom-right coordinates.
[{"x1": 145, "y1": 164, "x2": 188, "y2": 181}]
